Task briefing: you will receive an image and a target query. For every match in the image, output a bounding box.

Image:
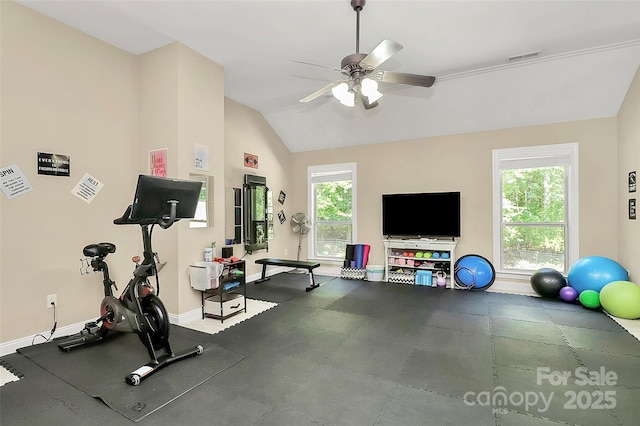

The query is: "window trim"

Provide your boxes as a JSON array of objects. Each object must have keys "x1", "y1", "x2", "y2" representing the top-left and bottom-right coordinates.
[
  {"x1": 189, "y1": 174, "x2": 210, "y2": 229},
  {"x1": 492, "y1": 143, "x2": 579, "y2": 277},
  {"x1": 307, "y1": 162, "x2": 357, "y2": 261}
]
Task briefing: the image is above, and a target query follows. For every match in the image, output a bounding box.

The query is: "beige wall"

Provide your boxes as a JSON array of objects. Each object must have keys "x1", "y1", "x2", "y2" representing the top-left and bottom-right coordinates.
[
  {"x1": 617, "y1": 66, "x2": 640, "y2": 280},
  {"x1": 137, "y1": 43, "x2": 226, "y2": 315},
  {"x1": 0, "y1": 3, "x2": 229, "y2": 345},
  {"x1": 0, "y1": 0, "x2": 637, "y2": 349},
  {"x1": 224, "y1": 98, "x2": 294, "y2": 278},
  {"x1": 1, "y1": 1, "x2": 139, "y2": 341},
  {"x1": 291, "y1": 118, "x2": 620, "y2": 268}
]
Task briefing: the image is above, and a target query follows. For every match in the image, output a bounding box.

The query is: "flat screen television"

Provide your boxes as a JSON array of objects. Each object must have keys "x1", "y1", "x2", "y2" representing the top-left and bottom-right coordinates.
[
  {"x1": 382, "y1": 192, "x2": 461, "y2": 238},
  {"x1": 130, "y1": 175, "x2": 202, "y2": 221}
]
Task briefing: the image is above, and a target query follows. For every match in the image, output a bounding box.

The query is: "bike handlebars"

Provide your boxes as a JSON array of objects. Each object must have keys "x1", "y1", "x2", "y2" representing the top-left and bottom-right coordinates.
[{"x1": 113, "y1": 201, "x2": 180, "y2": 229}]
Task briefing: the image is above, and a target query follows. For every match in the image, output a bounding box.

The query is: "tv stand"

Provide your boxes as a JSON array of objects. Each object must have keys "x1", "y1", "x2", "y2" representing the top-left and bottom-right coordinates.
[{"x1": 384, "y1": 239, "x2": 457, "y2": 288}]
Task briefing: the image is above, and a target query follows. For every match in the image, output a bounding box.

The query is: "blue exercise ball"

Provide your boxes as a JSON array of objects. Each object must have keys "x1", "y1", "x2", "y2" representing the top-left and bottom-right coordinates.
[
  {"x1": 454, "y1": 254, "x2": 495, "y2": 290},
  {"x1": 567, "y1": 256, "x2": 629, "y2": 294}
]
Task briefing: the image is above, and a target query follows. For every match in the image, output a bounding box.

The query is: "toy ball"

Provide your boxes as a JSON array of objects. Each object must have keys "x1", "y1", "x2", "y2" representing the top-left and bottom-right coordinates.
[
  {"x1": 559, "y1": 286, "x2": 579, "y2": 302},
  {"x1": 454, "y1": 254, "x2": 496, "y2": 290},
  {"x1": 530, "y1": 268, "x2": 566, "y2": 298},
  {"x1": 599, "y1": 280, "x2": 640, "y2": 319},
  {"x1": 578, "y1": 289, "x2": 601, "y2": 309},
  {"x1": 567, "y1": 256, "x2": 628, "y2": 294}
]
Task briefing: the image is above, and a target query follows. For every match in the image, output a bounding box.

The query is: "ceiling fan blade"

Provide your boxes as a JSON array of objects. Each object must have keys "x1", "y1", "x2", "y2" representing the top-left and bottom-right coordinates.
[
  {"x1": 373, "y1": 70, "x2": 436, "y2": 88},
  {"x1": 299, "y1": 80, "x2": 343, "y2": 103},
  {"x1": 359, "y1": 39, "x2": 403, "y2": 70},
  {"x1": 358, "y1": 92, "x2": 379, "y2": 110},
  {"x1": 292, "y1": 59, "x2": 343, "y2": 73}
]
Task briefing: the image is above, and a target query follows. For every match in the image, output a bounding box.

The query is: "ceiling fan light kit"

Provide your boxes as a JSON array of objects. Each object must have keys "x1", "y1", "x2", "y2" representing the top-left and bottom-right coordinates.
[
  {"x1": 360, "y1": 78, "x2": 383, "y2": 103},
  {"x1": 332, "y1": 82, "x2": 356, "y2": 107},
  {"x1": 299, "y1": 0, "x2": 435, "y2": 109}
]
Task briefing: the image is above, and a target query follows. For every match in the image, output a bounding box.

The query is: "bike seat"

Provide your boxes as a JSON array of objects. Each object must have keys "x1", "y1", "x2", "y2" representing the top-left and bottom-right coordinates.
[{"x1": 83, "y1": 242, "x2": 116, "y2": 258}]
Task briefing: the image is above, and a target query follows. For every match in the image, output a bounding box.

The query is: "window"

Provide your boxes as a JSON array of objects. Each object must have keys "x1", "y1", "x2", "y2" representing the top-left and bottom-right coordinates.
[
  {"x1": 492, "y1": 143, "x2": 579, "y2": 275},
  {"x1": 308, "y1": 163, "x2": 356, "y2": 260}
]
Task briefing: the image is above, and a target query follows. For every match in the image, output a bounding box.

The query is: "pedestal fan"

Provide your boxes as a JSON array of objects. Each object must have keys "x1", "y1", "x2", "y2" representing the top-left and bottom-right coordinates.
[{"x1": 290, "y1": 212, "x2": 311, "y2": 261}]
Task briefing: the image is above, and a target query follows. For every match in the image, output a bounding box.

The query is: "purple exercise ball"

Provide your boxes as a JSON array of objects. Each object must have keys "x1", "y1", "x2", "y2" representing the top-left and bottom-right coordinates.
[{"x1": 559, "y1": 286, "x2": 578, "y2": 302}]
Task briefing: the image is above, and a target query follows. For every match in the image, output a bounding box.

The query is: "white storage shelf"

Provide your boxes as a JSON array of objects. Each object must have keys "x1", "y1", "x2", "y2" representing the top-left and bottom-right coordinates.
[{"x1": 384, "y1": 239, "x2": 457, "y2": 288}]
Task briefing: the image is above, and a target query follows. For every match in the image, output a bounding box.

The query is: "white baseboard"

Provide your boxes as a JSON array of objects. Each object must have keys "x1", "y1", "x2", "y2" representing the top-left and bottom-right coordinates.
[
  {"x1": 0, "y1": 312, "x2": 208, "y2": 357},
  {"x1": 0, "y1": 266, "x2": 289, "y2": 357},
  {"x1": 317, "y1": 265, "x2": 341, "y2": 276},
  {"x1": 4, "y1": 274, "x2": 635, "y2": 357},
  {"x1": 0, "y1": 320, "x2": 89, "y2": 357},
  {"x1": 169, "y1": 308, "x2": 201, "y2": 326},
  {"x1": 487, "y1": 279, "x2": 537, "y2": 296}
]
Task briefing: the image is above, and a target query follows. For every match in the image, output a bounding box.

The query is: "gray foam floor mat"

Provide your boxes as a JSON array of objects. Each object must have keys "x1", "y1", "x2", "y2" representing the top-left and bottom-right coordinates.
[
  {"x1": 16, "y1": 327, "x2": 244, "y2": 422},
  {"x1": 2, "y1": 273, "x2": 640, "y2": 425}
]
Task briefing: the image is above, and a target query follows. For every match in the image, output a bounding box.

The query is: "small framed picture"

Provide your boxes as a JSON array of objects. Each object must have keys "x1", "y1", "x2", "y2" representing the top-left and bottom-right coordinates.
[
  {"x1": 195, "y1": 144, "x2": 209, "y2": 171},
  {"x1": 244, "y1": 153, "x2": 258, "y2": 169},
  {"x1": 278, "y1": 210, "x2": 286, "y2": 224},
  {"x1": 149, "y1": 148, "x2": 168, "y2": 177},
  {"x1": 630, "y1": 199, "x2": 636, "y2": 220},
  {"x1": 629, "y1": 171, "x2": 636, "y2": 193},
  {"x1": 278, "y1": 190, "x2": 286, "y2": 204}
]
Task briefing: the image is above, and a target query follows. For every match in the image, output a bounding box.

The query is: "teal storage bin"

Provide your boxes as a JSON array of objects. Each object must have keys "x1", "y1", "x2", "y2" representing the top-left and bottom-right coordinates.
[{"x1": 415, "y1": 270, "x2": 433, "y2": 286}]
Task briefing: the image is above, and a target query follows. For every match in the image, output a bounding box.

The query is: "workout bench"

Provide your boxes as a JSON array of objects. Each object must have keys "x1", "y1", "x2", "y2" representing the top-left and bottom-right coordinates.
[{"x1": 254, "y1": 258, "x2": 321, "y2": 291}]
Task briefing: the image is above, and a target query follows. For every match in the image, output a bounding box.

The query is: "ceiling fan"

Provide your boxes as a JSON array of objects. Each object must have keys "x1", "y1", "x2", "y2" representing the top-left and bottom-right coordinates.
[{"x1": 298, "y1": 0, "x2": 436, "y2": 110}]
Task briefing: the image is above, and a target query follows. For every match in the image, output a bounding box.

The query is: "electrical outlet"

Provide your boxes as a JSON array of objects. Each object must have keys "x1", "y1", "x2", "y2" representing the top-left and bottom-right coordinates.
[{"x1": 47, "y1": 294, "x2": 57, "y2": 309}]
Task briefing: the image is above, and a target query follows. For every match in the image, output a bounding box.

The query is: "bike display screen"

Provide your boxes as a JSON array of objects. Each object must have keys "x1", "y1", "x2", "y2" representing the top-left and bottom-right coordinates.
[{"x1": 130, "y1": 175, "x2": 202, "y2": 221}]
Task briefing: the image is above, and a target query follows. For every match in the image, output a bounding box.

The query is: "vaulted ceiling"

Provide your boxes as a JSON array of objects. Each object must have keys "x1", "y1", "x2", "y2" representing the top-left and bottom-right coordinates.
[{"x1": 19, "y1": 0, "x2": 640, "y2": 152}]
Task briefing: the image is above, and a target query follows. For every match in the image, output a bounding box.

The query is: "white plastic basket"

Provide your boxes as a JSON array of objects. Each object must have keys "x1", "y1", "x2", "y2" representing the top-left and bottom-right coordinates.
[
  {"x1": 189, "y1": 261, "x2": 223, "y2": 290},
  {"x1": 366, "y1": 265, "x2": 384, "y2": 281}
]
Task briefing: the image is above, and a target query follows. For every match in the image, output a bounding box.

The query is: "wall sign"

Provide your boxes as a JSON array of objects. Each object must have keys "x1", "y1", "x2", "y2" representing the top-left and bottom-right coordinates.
[
  {"x1": 37, "y1": 152, "x2": 70, "y2": 176},
  {"x1": 278, "y1": 190, "x2": 286, "y2": 204},
  {"x1": 0, "y1": 164, "x2": 33, "y2": 199},
  {"x1": 195, "y1": 144, "x2": 209, "y2": 171},
  {"x1": 629, "y1": 171, "x2": 636, "y2": 193},
  {"x1": 149, "y1": 148, "x2": 168, "y2": 177},
  {"x1": 278, "y1": 210, "x2": 286, "y2": 224},
  {"x1": 630, "y1": 199, "x2": 636, "y2": 220},
  {"x1": 244, "y1": 153, "x2": 258, "y2": 169},
  {"x1": 71, "y1": 173, "x2": 104, "y2": 204}
]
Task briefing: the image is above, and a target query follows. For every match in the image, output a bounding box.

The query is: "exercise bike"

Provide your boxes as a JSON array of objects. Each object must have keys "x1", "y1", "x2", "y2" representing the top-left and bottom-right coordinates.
[{"x1": 57, "y1": 175, "x2": 204, "y2": 385}]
